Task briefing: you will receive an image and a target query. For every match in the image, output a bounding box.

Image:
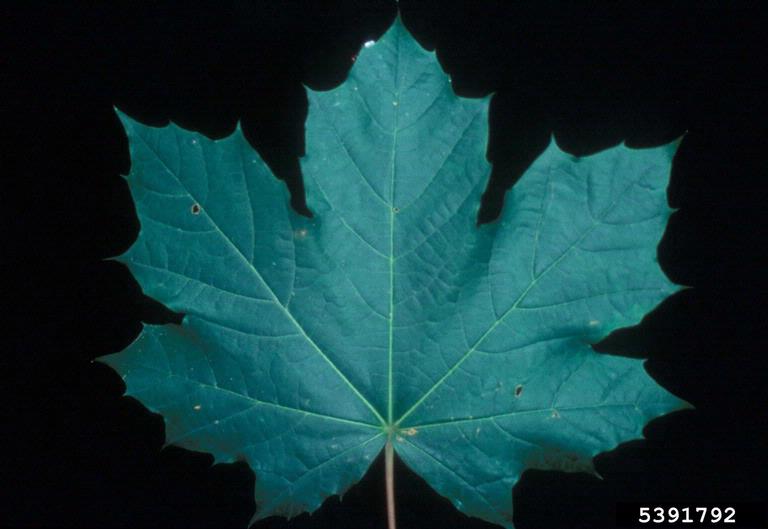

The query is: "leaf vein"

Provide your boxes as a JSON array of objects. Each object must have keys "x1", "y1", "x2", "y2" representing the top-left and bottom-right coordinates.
[{"x1": 132, "y1": 130, "x2": 386, "y2": 426}]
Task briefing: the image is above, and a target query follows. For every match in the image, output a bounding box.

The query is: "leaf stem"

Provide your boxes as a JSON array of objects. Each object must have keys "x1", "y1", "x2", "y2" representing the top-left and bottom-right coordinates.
[{"x1": 385, "y1": 438, "x2": 396, "y2": 529}]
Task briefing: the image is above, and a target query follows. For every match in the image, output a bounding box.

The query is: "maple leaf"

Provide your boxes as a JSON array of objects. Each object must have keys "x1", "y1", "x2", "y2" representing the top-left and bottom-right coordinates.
[{"x1": 99, "y1": 16, "x2": 689, "y2": 529}]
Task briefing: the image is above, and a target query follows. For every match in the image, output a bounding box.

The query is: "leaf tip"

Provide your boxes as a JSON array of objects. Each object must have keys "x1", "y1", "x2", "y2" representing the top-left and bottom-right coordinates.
[
  {"x1": 113, "y1": 106, "x2": 136, "y2": 133},
  {"x1": 301, "y1": 81, "x2": 322, "y2": 100},
  {"x1": 674, "y1": 395, "x2": 696, "y2": 412},
  {"x1": 91, "y1": 354, "x2": 110, "y2": 367},
  {"x1": 104, "y1": 246, "x2": 133, "y2": 266},
  {"x1": 670, "y1": 130, "x2": 687, "y2": 150},
  {"x1": 93, "y1": 351, "x2": 121, "y2": 372},
  {"x1": 232, "y1": 119, "x2": 244, "y2": 135},
  {"x1": 659, "y1": 134, "x2": 684, "y2": 162},
  {"x1": 546, "y1": 132, "x2": 570, "y2": 158}
]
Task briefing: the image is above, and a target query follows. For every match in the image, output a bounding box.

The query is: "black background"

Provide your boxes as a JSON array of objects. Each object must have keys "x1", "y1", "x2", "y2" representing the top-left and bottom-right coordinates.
[{"x1": 4, "y1": 1, "x2": 767, "y2": 528}]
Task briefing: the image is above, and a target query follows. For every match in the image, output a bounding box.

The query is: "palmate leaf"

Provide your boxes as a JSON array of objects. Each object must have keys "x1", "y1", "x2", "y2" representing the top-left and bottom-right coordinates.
[{"x1": 99, "y1": 16, "x2": 689, "y2": 528}]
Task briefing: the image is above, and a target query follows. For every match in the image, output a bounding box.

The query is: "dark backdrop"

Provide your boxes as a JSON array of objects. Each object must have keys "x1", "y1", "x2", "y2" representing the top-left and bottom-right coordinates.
[{"x1": 4, "y1": 1, "x2": 766, "y2": 528}]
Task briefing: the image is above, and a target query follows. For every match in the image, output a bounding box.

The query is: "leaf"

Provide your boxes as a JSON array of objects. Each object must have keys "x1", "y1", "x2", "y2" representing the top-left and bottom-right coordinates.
[{"x1": 99, "y1": 16, "x2": 689, "y2": 529}]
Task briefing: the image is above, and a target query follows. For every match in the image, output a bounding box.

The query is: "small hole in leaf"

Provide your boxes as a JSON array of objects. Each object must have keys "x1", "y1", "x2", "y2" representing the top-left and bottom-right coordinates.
[
  {"x1": 191, "y1": 203, "x2": 201, "y2": 215},
  {"x1": 514, "y1": 384, "x2": 523, "y2": 397},
  {"x1": 392, "y1": 206, "x2": 400, "y2": 213}
]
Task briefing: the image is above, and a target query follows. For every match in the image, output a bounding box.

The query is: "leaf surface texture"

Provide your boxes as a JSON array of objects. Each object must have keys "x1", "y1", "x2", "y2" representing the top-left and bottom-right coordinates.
[{"x1": 100, "y1": 17, "x2": 687, "y2": 528}]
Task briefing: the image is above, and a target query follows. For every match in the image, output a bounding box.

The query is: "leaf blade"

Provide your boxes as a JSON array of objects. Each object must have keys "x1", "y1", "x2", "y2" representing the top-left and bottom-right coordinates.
[{"x1": 101, "y1": 16, "x2": 689, "y2": 528}]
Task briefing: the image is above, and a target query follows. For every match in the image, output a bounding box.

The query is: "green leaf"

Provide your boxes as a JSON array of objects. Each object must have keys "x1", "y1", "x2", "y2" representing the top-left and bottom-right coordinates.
[{"x1": 99, "y1": 16, "x2": 689, "y2": 528}]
